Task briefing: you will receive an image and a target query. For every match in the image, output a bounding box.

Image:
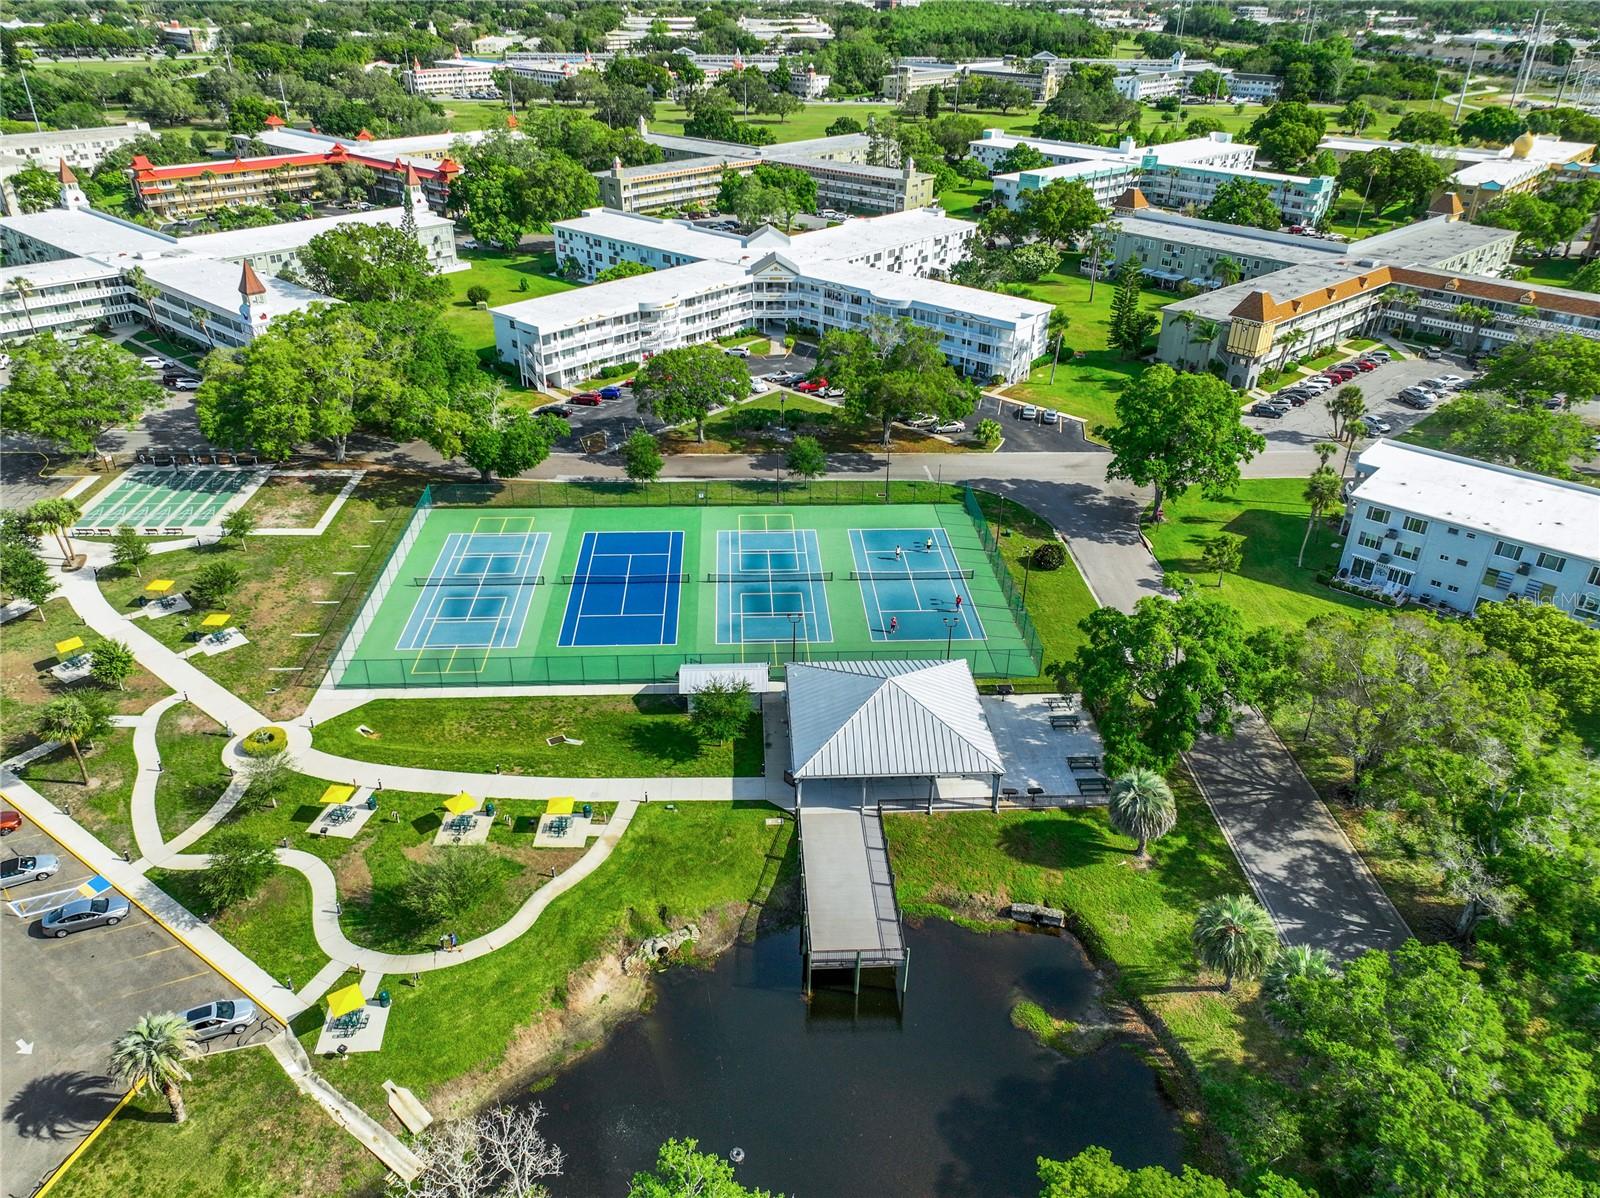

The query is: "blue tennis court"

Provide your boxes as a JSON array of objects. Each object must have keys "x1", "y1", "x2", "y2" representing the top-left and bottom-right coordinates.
[
  {"x1": 558, "y1": 529, "x2": 685, "y2": 647},
  {"x1": 848, "y1": 527, "x2": 986, "y2": 642},
  {"x1": 396, "y1": 520, "x2": 550, "y2": 653},
  {"x1": 714, "y1": 515, "x2": 833, "y2": 645}
]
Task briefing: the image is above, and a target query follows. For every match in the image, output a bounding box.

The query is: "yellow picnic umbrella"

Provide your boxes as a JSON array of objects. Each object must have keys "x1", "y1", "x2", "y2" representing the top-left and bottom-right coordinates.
[
  {"x1": 54, "y1": 637, "x2": 84, "y2": 658},
  {"x1": 546, "y1": 797, "x2": 575, "y2": 816},
  {"x1": 200, "y1": 612, "x2": 231, "y2": 628},
  {"x1": 144, "y1": 579, "x2": 175, "y2": 594},
  {"x1": 325, "y1": 984, "x2": 366, "y2": 1019},
  {"x1": 443, "y1": 791, "x2": 478, "y2": 816},
  {"x1": 319, "y1": 783, "x2": 357, "y2": 805}
]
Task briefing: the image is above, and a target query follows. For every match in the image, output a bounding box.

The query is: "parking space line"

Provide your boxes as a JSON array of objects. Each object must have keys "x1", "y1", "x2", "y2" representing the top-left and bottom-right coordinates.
[
  {"x1": 122, "y1": 943, "x2": 186, "y2": 962},
  {"x1": 117, "y1": 967, "x2": 210, "y2": 999}
]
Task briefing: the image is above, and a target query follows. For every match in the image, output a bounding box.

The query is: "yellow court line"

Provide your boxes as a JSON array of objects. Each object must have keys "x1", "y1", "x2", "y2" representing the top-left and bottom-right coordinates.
[{"x1": 35, "y1": 1087, "x2": 136, "y2": 1196}]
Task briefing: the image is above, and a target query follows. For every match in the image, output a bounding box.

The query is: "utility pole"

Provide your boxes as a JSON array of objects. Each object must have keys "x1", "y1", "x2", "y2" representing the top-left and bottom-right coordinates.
[
  {"x1": 1556, "y1": 55, "x2": 1575, "y2": 106},
  {"x1": 19, "y1": 69, "x2": 42, "y2": 132},
  {"x1": 277, "y1": 75, "x2": 290, "y2": 120}
]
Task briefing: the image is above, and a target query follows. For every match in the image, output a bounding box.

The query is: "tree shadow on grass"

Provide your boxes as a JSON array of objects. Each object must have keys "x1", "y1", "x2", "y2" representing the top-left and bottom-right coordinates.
[{"x1": 998, "y1": 814, "x2": 1119, "y2": 870}]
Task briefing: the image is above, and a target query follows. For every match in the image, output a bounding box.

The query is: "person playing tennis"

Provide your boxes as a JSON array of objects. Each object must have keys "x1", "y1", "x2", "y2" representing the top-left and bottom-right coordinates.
[{"x1": 889, "y1": 616, "x2": 898, "y2": 635}]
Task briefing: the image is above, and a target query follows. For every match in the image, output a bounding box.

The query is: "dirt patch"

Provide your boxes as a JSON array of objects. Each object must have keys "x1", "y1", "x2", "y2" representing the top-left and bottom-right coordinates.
[
  {"x1": 170, "y1": 706, "x2": 220, "y2": 736},
  {"x1": 334, "y1": 847, "x2": 373, "y2": 903},
  {"x1": 240, "y1": 473, "x2": 349, "y2": 529}
]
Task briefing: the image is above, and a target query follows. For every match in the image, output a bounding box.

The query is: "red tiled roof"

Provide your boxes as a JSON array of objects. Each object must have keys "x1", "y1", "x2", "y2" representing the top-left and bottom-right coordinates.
[
  {"x1": 130, "y1": 150, "x2": 451, "y2": 188},
  {"x1": 264, "y1": 113, "x2": 285, "y2": 128}
]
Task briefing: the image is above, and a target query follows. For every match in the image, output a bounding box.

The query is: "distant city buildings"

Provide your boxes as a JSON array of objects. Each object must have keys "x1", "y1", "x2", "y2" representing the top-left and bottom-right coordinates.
[
  {"x1": 155, "y1": 21, "x2": 218, "y2": 52},
  {"x1": 1338, "y1": 440, "x2": 1600, "y2": 621},
  {"x1": 0, "y1": 123, "x2": 155, "y2": 216},
  {"x1": 400, "y1": 53, "x2": 500, "y2": 97}
]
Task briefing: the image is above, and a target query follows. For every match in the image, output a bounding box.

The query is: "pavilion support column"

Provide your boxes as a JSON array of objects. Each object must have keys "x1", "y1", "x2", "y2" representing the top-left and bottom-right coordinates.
[
  {"x1": 927, "y1": 776, "x2": 934, "y2": 815},
  {"x1": 991, "y1": 773, "x2": 1000, "y2": 814}
]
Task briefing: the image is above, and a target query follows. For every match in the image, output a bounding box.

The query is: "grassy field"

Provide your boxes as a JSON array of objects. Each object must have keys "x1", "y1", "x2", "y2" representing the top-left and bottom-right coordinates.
[
  {"x1": 93, "y1": 473, "x2": 426, "y2": 721},
  {"x1": 1002, "y1": 256, "x2": 1179, "y2": 435},
  {"x1": 663, "y1": 391, "x2": 970, "y2": 455},
  {"x1": 440, "y1": 248, "x2": 576, "y2": 365},
  {"x1": 152, "y1": 703, "x2": 230, "y2": 841},
  {"x1": 884, "y1": 782, "x2": 1284, "y2": 1170},
  {"x1": 46, "y1": 1044, "x2": 386, "y2": 1198},
  {"x1": 1144, "y1": 478, "x2": 1377, "y2": 630},
  {"x1": 313, "y1": 694, "x2": 765, "y2": 776},
  {"x1": 1514, "y1": 254, "x2": 1587, "y2": 287},
  {"x1": 17, "y1": 729, "x2": 140, "y2": 858},
  {"x1": 938, "y1": 176, "x2": 993, "y2": 221}
]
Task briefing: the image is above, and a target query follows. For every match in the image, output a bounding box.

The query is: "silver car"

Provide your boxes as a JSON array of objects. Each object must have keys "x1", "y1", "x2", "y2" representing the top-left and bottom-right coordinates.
[
  {"x1": 41, "y1": 894, "x2": 130, "y2": 937},
  {"x1": 183, "y1": 998, "x2": 256, "y2": 1041},
  {"x1": 2, "y1": 854, "x2": 59, "y2": 885}
]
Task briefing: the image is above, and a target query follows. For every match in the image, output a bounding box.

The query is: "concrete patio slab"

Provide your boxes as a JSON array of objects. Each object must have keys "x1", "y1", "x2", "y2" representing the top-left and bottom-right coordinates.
[
  {"x1": 309, "y1": 803, "x2": 377, "y2": 840},
  {"x1": 431, "y1": 813, "x2": 492, "y2": 846}
]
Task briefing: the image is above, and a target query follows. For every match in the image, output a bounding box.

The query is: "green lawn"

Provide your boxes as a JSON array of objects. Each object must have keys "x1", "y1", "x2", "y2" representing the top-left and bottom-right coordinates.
[
  {"x1": 884, "y1": 783, "x2": 1285, "y2": 1172},
  {"x1": 666, "y1": 391, "x2": 969, "y2": 455},
  {"x1": 937, "y1": 176, "x2": 993, "y2": 221},
  {"x1": 153, "y1": 703, "x2": 230, "y2": 840},
  {"x1": 441, "y1": 248, "x2": 576, "y2": 365},
  {"x1": 1514, "y1": 254, "x2": 1586, "y2": 288},
  {"x1": 1002, "y1": 257, "x2": 1179, "y2": 435},
  {"x1": 150, "y1": 861, "x2": 328, "y2": 989},
  {"x1": 93, "y1": 474, "x2": 427, "y2": 722},
  {"x1": 126, "y1": 329, "x2": 204, "y2": 369},
  {"x1": 1145, "y1": 478, "x2": 1379, "y2": 630},
  {"x1": 313, "y1": 694, "x2": 764, "y2": 777},
  {"x1": 649, "y1": 101, "x2": 1040, "y2": 144},
  {"x1": 17, "y1": 730, "x2": 140, "y2": 858}
]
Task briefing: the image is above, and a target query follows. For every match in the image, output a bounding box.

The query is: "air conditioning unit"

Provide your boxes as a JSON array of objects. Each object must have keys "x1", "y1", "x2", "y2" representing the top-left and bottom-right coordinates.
[
  {"x1": 1517, "y1": 561, "x2": 1532, "y2": 575},
  {"x1": 1384, "y1": 528, "x2": 1398, "y2": 538},
  {"x1": 1378, "y1": 553, "x2": 1392, "y2": 564}
]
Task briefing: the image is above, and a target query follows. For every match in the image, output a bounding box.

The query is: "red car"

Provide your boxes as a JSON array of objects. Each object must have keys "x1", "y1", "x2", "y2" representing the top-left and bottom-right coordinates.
[
  {"x1": 1351, "y1": 360, "x2": 1376, "y2": 372},
  {"x1": 794, "y1": 378, "x2": 828, "y2": 393},
  {"x1": 571, "y1": 391, "x2": 603, "y2": 405},
  {"x1": 0, "y1": 809, "x2": 20, "y2": 836}
]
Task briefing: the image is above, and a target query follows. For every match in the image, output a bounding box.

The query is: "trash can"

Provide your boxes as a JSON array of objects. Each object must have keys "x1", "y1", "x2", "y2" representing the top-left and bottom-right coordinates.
[
  {"x1": 582, "y1": 803, "x2": 592, "y2": 819},
  {"x1": 485, "y1": 801, "x2": 496, "y2": 818},
  {"x1": 377, "y1": 990, "x2": 391, "y2": 1008},
  {"x1": 367, "y1": 794, "x2": 377, "y2": 811}
]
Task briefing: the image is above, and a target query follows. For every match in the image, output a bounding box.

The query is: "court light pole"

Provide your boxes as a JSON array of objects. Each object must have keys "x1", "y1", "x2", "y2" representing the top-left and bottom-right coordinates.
[
  {"x1": 787, "y1": 612, "x2": 803, "y2": 663},
  {"x1": 943, "y1": 615, "x2": 959, "y2": 660}
]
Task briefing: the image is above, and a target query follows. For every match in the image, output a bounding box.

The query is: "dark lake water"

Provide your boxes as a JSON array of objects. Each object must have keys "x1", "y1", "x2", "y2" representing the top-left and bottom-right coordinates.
[{"x1": 535, "y1": 919, "x2": 1182, "y2": 1197}]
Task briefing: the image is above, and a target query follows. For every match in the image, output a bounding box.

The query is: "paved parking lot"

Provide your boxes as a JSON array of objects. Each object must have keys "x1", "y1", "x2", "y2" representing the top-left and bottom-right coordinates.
[
  {"x1": 0, "y1": 811, "x2": 275, "y2": 1196},
  {"x1": 1244, "y1": 349, "x2": 1478, "y2": 451},
  {"x1": 978, "y1": 392, "x2": 1097, "y2": 453}
]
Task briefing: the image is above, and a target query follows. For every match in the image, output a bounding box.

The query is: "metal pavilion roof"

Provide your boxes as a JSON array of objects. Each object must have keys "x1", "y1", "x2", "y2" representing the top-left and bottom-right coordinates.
[{"x1": 786, "y1": 660, "x2": 1004, "y2": 781}]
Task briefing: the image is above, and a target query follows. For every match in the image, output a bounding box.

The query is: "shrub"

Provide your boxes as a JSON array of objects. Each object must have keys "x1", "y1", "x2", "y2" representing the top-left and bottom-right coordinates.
[
  {"x1": 974, "y1": 418, "x2": 1002, "y2": 447},
  {"x1": 596, "y1": 362, "x2": 639, "y2": 380},
  {"x1": 191, "y1": 559, "x2": 242, "y2": 606},
  {"x1": 1029, "y1": 541, "x2": 1066, "y2": 571},
  {"x1": 240, "y1": 725, "x2": 287, "y2": 757},
  {"x1": 465, "y1": 285, "x2": 491, "y2": 305},
  {"x1": 400, "y1": 848, "x2": 502, "y2": 926},
  {"x1": 194, "y1": 829, "x2": 276, "y2": 911}
]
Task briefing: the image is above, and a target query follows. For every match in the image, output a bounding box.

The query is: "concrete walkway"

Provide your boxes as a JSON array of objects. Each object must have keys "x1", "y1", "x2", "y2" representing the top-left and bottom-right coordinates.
[
  {"x1": 266, "y1": 1031, "x2": 421, "y2": 1182},
  {"x1": 1185, "y1": 709, "x2": 1412, "y2": 963}
]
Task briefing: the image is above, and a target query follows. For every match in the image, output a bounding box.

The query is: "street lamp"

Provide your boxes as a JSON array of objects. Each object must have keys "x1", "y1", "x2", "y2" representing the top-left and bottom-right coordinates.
[
  {"x1": 943, "y1": 615, "x2": 960, "y2": 660},
  {"x1": 884, "y1": 442, "x2": 892, "y2": 504}
]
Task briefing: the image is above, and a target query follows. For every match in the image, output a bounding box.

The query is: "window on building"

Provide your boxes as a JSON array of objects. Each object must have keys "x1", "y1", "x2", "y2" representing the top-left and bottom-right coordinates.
[
  {"x1": 1395, "y1": 544, "x2": 1420, "y2": 561},
  {"x1": 1578, "y1": 593, "x2": 1600, "y2": 617},
  {"x1": 1358, "y1": 531, "x2": 1383, "y2": 550},
  {"x1": 1389, "y1": 569, "x2": 1414, "y2": 588},
  {"x1": 1367, "y1": 505, "x2": 1391, "y2": 524},
  {"x1": 1447, "y1": 583, "x2": 1460, "y2": 593},
  {"x1": 1493, "y1": 540, "x2": 1523, "y2": 561},
  {"x1": 1534, "y1": 552, "x2": 1567, "y2": 572},
  {"x1": 1402, "y1": 516, "x2": 1429, "y2": 534}
]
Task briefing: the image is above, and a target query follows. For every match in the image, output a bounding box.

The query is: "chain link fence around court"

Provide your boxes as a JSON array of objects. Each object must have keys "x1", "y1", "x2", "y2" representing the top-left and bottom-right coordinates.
[{"x1": 326, "y1": 480, "x2": 1045, "y2": 688}]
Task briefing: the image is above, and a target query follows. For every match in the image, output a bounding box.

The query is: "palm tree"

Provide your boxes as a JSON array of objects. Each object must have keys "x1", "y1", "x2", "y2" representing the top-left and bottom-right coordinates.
[
  {"x1": 110, "y1": 1012, "x2": 199, "y2": 1123},
  {"x1": 27, "y1": 497, "x2": 81, "y2": 562},
  {"x1": 1272, "y1": 327, "x2": 1306, "y2": 377},
  {"x1": 1189, "y1": 317, "x2": 1220, "y2": 370},
  {"x1": 1453, "y1": 301, "x2": 1495, "y2": 359},
  {"x1": 1313, "y1": 440, "x2": 1339, "y2": 467},
  {"x1": 126, "y1": 265, "x2": 163, "y2": 336},
  {"x1": 1084, "y1": 223, "x2": 1117, "y2": 304},
  {"x1": 1107, "y1": 768, "x2": 1177, "y2": 862},
  {"x1": 189, "y1": 306, "x2": 213, "y2": 349},
  {"x1": 1213, "y1": 256, "x2": 1242, "y2": 288},
  {"x1": 1192, "y1": 894, "x2": 1279, "y2": 992},
  {"x1": 1298, "y1": 465, "x2": 1343, "y2": 567},
  {"x1": 37, "y1": 696, "x2": 105, "y2": 785},
  {"x1": 1046, "y1": 307, "x2": 1072, "y2": 383},
  {"x1": 1264, "y1": 944, "x2": 1335, "y2": 1009},
  {"x1": 9, "y1": 275, "x2": 37, "y2": 336},
  {"x1": 1326, "y1": 384, "x2": 1365, "y2": 442}
]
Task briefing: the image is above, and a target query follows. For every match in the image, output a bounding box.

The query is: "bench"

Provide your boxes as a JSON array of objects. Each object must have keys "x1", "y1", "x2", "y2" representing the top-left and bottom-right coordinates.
[
  {"x1": 1067, "y1": 754, "x2": 1101, "y2": 771},
  {"x1": 1076, "y1": 775, "x2": 1110, "y2": 796},
  {"x1": 1043, "y1": 697, "x2": 1072, "y2": 710},
  {"x1": 1049, "y1": 714, "x2": 1080, "y2": 730}
]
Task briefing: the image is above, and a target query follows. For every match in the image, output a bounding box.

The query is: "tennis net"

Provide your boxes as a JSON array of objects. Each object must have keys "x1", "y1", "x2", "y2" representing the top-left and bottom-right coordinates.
[
  {"x1": 704, "y1": 571, "x2": 834, "y2": 583},
  {"x1": 412, "y1": 574, "x2": 545, "y2": 587},
  {"x1": 559, "y1": 572, "x2": 691, "y2": 585},
  {"x1": 848, "y1": 568, "x2": 975, "y2": 581}
]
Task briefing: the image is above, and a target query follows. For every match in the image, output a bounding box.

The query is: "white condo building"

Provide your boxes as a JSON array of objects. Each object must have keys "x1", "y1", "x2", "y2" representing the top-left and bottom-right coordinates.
[
  {"x1": 0, "y1": 164, "x2": 458, "y2": 348},
  {"x1": 493, "y1": 207, "x2": 1049, "y2": 390},
  {"x1": 1338, "y1": 440, "x2": 1600, "y2": 622}
]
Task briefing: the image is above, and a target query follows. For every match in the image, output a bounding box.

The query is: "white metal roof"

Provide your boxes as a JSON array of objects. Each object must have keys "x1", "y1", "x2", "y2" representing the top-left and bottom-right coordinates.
[
  {"x1": 787, "y1": 660, "x2": 1004, "y2": 780},
  {"x1": 181, "y1": 206, "x2": 453, "y2": 260},
  {"x1": 1353, "y1": 440, "x2": 1600, "y2": 562},
  {"x1": 678, "y1": 663, "x2": 774, "y2": 694}
]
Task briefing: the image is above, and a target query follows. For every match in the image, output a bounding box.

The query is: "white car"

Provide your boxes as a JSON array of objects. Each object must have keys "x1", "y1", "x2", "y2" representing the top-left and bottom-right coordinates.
[
  {"x1": 1432, "y1": 374, "x2": 1465, "y2": 389},
  {"x1": 1017, "y1": 405, "x2": 1039, "y2": 421},
  {"x1": 140, "y1": 355, "x2": 164, "y2": 369},
  {"x1": 903, "y1": 414, "x2": 937, "y2": 429},
  {"x1": 934, "y1": 420, "x2": 965, "y2": 435},
  {"x1": 723, "y1": 346, "x2": 750, "y2": 357},
  {"x1": 749, "y1": 380, "x2": 770, "y2": 395},
  {"x1": 1362, "y1": 415, "x2": 1393, "y2": 434},
  {"x1": 821, "y1": 387, "x2": 844, "y2": 399},
  {"x1": 171, "y1": 377, "x2": 201, "y2": 391},
  {"x1": 1039, "y1": 409, "x2": 1060, "y2": 425},
  {"x1": 0, "y1": 353, "x2": 12, "y2": 370}
]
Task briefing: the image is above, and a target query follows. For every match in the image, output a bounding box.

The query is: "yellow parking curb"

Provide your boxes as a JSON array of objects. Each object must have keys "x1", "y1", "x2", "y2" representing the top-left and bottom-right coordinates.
[{"x1": 35, "y1": 1087, "x2": 135, "y2": 1196}]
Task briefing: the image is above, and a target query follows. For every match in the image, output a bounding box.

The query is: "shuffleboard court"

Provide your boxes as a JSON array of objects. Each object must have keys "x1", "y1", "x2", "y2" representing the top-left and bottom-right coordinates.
[
  {"x1": 714, "y1": 514, "x2": 833, "y2": 645},
  {"x1": 848, "y1": 527, "x2": 985, "y2": 642},
  {"x1": 557, "y1": 529, "x2": 686, "y2": 648},
  {"x1": 76, "y1": 466, "x2": 268, "y2": 533}
]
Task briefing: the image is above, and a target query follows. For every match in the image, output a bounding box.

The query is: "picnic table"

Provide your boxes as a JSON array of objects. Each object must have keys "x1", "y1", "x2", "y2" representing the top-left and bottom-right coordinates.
[
  {"x1": 1076, "y1": 775, "x2": 1110, "y2": 797},
  {"x1": 1044, "y1": 697, "x2": 1072, "y2": 711},
  {"x1": 1067, "y1": 754, "x2": 1102, "y2": 771},
  {"x1": 326, "y1": 805, "x2": 355, "y2": 826},
  {"x1": 447, "y1": 814, "x2": 475, "y2": 834},
  {"x1": 330, "y1": 1010, "x2": 369, "y2": 1037},
  {"x1": 1050, "y1": 714, "x2": 1081, "y2": 730}
]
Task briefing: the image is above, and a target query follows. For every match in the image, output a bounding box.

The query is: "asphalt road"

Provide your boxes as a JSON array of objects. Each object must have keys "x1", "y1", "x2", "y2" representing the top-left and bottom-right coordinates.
[{"x1": 0, "y1": 809, "x2": 277, "y2": 1197}]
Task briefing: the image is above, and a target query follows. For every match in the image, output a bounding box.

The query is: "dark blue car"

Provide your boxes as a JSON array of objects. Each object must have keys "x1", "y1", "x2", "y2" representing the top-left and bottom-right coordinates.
[{"x1": 599, "y1": 385, "x2": 623, "y2": 400}]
